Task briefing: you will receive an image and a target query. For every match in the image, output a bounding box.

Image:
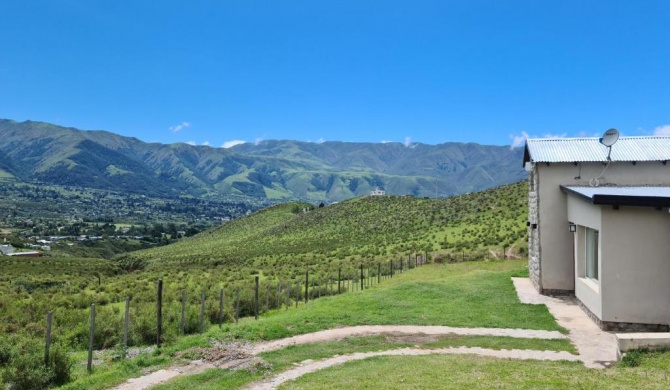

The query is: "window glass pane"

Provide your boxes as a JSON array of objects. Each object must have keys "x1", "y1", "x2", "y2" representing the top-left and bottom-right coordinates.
[{"x1": 585, "y1": 228, "x2": 599, "y2": 281}]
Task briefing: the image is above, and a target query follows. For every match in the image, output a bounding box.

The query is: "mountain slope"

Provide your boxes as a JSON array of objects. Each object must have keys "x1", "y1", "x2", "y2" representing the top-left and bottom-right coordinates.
[{"x1": 0, "y1": 119, "x2": 525, "y2": 200}]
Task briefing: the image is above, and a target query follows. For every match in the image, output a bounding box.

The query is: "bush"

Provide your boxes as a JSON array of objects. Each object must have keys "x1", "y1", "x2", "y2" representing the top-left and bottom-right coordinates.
[{"x1": 1, "y1": 341, "x2": 72, "y2": 389}]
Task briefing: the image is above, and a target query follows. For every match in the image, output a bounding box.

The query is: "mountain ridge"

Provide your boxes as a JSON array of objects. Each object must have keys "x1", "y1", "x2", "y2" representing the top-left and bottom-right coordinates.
[{"x1": 0, "y1": 119, "x2": 525, "y2": 201}]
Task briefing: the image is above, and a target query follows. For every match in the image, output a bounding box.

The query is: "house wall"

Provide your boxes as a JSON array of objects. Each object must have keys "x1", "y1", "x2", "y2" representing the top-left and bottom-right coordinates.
[
  {"x1": 567, "y1": 197, "x2": 602, "y2": 318},
  {"x1": 534, "y1": 161, "x2": 670, "y2": 293},
  {"x1": 601, "y1": 206, "x2": 670, "y2": 325}
]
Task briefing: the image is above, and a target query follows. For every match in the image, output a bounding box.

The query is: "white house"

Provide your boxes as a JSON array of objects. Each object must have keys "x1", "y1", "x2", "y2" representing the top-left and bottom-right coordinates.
[
  {"x1": 523, "y1": 135, "x2": 670, "y2": 331},
  {"x1": 370, "y1": 187, "x2": 386, "y2": 196}
]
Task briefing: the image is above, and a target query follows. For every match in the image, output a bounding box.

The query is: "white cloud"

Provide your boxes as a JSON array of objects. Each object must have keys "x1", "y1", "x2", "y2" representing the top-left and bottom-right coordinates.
[
  {"x1": 509, "y1": 131, "x2": 567, "y2": 150},
  {"x1": 202, "y1": 141, "x2": 210, "y2": 146},
  {"x1": 509, "y1": 131, "x2": 529, "y2": 149},
  {"x1": 222, "y1": 140, "x2": 246, "y2": 148},
  {"x1": 316, "y1": 137, "x2": 325, "y2": 144},
  {"x1": 654, "y1": 125, "x2": 670, "y2": 136},
  {"x1": 404, "y1": 137, "x2": 412, "y2": 148},
  {"x1": 380, "y1": 140, "x2": 393, "y2": 144},
  {"x1": 186, "y1": 141, "x2": 196, "y2": 146},
  {"x1": 170, "y1": 121, "x2": 191, "y2": 133},
  {"x1": 255, "y1": 136, "x2": 265, "y2": 146}
]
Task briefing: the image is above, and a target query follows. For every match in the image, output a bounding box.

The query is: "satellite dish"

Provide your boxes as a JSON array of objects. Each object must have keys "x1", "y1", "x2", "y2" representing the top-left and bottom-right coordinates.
[{"x1": 599, "y1": 128, "x2": 619, "y2": 147}]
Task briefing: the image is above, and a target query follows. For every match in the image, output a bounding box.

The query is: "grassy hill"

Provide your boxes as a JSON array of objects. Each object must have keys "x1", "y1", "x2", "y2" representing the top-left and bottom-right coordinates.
[
  {"x1": 126, "y1": 181, "x2": 528, "y2": 276},
  {"x1": 0, "y1": 119, "x2": 525, "y2": 201}
]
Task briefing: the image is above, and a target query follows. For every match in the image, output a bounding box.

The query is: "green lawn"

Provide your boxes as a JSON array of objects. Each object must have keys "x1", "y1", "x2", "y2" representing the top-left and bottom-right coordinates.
[
  {"x1": 279, "y1": 354, "x2": 670, "y2": 390},
  {"x1": 214, "y1": 260, "x2": 563, "y2": 342}
]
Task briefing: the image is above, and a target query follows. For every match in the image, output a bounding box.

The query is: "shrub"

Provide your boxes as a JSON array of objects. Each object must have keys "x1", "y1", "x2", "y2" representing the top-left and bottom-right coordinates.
[{"x1": 1, "y1": 340, "x2": 72, "y2": 389}]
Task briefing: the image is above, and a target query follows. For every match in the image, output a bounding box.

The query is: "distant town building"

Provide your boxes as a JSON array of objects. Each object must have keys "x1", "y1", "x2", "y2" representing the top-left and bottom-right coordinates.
[
  {"x1": 370, "y1": 187, "x2": 386, "y2": 196},
  {"x1": 0, "y1": 244, "x2": 14, "y2": 255}
]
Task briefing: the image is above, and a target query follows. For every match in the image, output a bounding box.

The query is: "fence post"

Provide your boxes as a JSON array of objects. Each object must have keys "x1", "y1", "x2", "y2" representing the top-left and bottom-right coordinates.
[
  {"x1": 503, "y1": 246, "x2": 506, "y2": 260},
  {"x1": 235, "y1": 287, "x2": 240, "y2": 322},
  {"x1": 218, "y1": 288, "x2": 224, "y2": 328},
  {"x1": 180, "y1": 290, "x2": 186, "y2": 334},
  {"x1": 390, "y1": 260, "x2": 393, "y2": 278},
  {"x1": 45, "y1": 311, "x2": 52, "y2": 366},
  {"x1": 305, "y1": 270, "x2": 309, "y2": 303},
  {"x1": 123, "y1": 297, "x2": 130, "y2": 355},
  {"x1": 286, "y1": 284, "x2": 290, "y2": 310},
  {"x1": 200, "y1": 291, "x2": 205, "y2": 333},
  {"x1": 87, "y1": 303, "x2": 95, "y2": 372},
  {"x1": 254, "y1": 276, "x2": 259, "y2": 320},
  {"x1": 277, "y1": 282, "x2": 282, "y2": 309},
  {"x1": 266, "y1": 284, "x2": 270, "y2": 311},
  {"x1": 338, "y1": 268, "x2": 341, "y2": 293},
  {"x1": 378, "y1": 263, "x2": 381, "y2": 284},
  {"x1": 295, "y1": 282, "x2": 299, "y2": 308},
  {"x1": 360, "y1": 264, "x2": 364, "y2": 291},
  {"x1": 157, "y1": 279, "x2": 163, "y2": 348}
]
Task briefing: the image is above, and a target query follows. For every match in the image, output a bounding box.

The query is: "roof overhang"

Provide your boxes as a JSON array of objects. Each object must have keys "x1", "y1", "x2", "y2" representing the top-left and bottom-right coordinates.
[{"x1": 561, "y1": 186, "x2": 670, "y2": 208}]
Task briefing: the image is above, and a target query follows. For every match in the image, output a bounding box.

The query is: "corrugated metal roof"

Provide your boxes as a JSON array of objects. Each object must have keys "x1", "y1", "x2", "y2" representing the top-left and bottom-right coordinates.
[{"x1": 523, "y1": 136, "x2": 670, "y2": 163}]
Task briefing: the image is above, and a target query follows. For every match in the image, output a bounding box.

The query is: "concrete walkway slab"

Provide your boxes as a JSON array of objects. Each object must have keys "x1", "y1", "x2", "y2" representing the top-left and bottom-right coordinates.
[
  {"x1": 616, "y1": 333, "x2": 670, "y2": 353},
  {"x1": 512, "y1": 277, "x2": 619, "y2": 368}
]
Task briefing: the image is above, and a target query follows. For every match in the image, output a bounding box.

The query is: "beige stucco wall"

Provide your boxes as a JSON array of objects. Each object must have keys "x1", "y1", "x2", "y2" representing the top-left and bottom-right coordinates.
[
  {"x1": 534, "y1": 161, "x2": 670, "y2": 292},
  {"x1": 567, "y1": 197, "x2": 602, "y2": 318},
  {"x1": 600, "y1": 206, "x2": 670, "y2": 324}
]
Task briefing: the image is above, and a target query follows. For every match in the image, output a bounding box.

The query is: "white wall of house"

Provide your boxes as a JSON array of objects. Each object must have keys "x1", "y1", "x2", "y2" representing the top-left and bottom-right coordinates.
[
  {"x1": 534, "y1": 161, "x2": 670, "y2": 292},
  {"x1": 601, "y1": 206, "x2": 670, "y2": 324}
]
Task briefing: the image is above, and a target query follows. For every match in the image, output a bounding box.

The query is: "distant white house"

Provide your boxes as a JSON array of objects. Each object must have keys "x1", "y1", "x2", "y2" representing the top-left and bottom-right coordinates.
[
  {"x1": 370, "y1": 187, "x2": 386, "y2": 196},
  {"x1": 0, "y1": 244, "x2": 14, "y2": 255},
  {"x1": 523, "y1": 135, "x2": 670, "y2": 331}
]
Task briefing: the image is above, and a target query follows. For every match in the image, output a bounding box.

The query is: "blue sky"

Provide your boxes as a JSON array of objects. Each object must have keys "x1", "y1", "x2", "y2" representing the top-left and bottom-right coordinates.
[{"x1": 1, "y1": 1, "x2": 669, "y2": 148}]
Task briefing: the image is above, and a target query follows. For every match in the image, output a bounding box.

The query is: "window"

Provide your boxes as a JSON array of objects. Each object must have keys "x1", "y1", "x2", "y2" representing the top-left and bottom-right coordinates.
[{"x1": 585, "y1": 227, "x2": 599, "y2": 281}]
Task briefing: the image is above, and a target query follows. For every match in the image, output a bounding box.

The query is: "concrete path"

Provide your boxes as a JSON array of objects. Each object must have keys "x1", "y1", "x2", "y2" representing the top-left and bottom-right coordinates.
[
  {"x1": 252, "y1": 324, "x2": 566, "y2": 354},
  {"x1": 512, "y1": 277, "x2": 619, "y2": 368},
  {"x1": 247, "y1": 347, "x2": 580, "y2": 390},
  {"x1": 110, "y1": 278, "x2": 617, "y2": 389}
]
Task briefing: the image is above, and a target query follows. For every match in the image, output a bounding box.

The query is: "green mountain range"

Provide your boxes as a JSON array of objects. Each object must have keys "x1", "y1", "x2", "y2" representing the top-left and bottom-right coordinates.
[{"x1": 0, "y1": 119, "x2": 524, "y2": 201}]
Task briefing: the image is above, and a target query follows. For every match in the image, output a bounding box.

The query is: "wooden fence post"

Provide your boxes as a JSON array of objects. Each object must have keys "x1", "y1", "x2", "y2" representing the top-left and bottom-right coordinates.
[
  {"x1": 295, "y1": 282, "x2": 299, "y2": 308},
  {"x1": 180, "y1": 290, "x2": 186, "y2": 334},
  {"x1": 390, "y1": 260, "x2": 393, "y2": 278},
  {"x1": 200, "y1": 291, "x2": 205, "y2": 333},
  {"x1": 254, "y1": 276, "x2": 259, "y2": 320},
  {"x1": 157, "y1": 279, "x2": 163, "y2": 348},
  {"x1": 218, "y1": 288, "x2": 224, "y2": 328},
  {"x1": 45, "y1": 311, "x2": 52, "y2": 366},
  {"x1": 305, "y1": 270, "x2": 309, "y2": 303},
  {"x1": 87, "y1": 304, "x2": 95, "y2": 372},
  {"x1": 235, "y1": 287, "x2": 240, "y2": 322},
  {"x1": 285, "y1": 284, "x2": 290, "y2": 310},
  {"x1": 360, "y1": 264, "x2": 364, "y2": 291},
  {"x1": 123, "y1": 297, "x2": 130, "y2": 355},
  {"x1": 338, "y1": 268, "x2": 341, "y2": 293},
  {"x1": 277, "y1": 282, "x2": 282, "y2": 309},
  {"x1": 378, "y1": 263, "x2": 381, "y2": 284}
]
